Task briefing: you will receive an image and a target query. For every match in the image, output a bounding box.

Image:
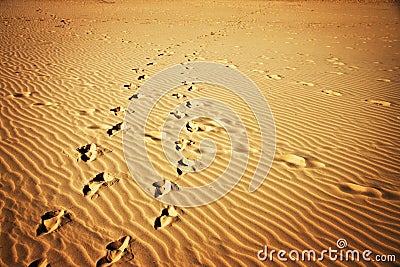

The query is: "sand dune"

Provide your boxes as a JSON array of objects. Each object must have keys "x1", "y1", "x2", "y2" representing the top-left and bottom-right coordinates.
[{"x1": 0, "y1": 0, "x2": 399, "y2": 266}]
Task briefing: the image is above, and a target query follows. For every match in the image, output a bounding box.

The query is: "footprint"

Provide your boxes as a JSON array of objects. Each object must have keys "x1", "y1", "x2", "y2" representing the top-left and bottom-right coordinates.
[
  {"x1": 186, "y1": 121, "x2": 208, "y2": 132},
  {"x1": 296, "y1": 81, "x2": 315, "y2": 86},
  {"x1": 110, "y1": 106, "x2": 125, "y2": 116},
  {"x1": 28, "y1": 258, "x2": 50, "y2": 267},
  {"x1": 266, "y1": 74, "x2": 284, "y2": 80},
  {"x1": 145, "y1": 131, "x2": 163, "y2": 141},
  {"x1": 152, "y1": 179, "x2": 179, "y2": 198},
  {"x1": 251, "y1": 69, "x2": 265, "y2": 73},
  {"x1": 376, "y1": 78, "x2": 391, "y2": 83},
  {"x1": 329, "y1": 71, "x2": 345, "y2": 75},
  {"x1": 78, "y1": 108, "x2": 97, "y2": 116},
  {"x1": 172, "y1": 93, "x2": 186, "y2": 99},
  {"x1": 365, "y1": 100, "x2": 391, "y2": 107},
  {"x1": 132, "y1": 67, "x2": 144, "y2": 73},
  {"x1": 123, "y1": 83, "x2": 138, "y2": 90},
  {"x1": 339, "y1": 183, "x2": 400, "y2": 200},
  {"x1": 175, "y1": 139, "x2": 195, "y2": 151},
  {"x1": 36, "y1": 209, "x2": 72, "y2": 236},
  {"x1": 187, "y1": 85, "x2": 198, "y2": 91},
  {"x1": 32, "y1": 102, "x2": 54, "y2": 107},
  {"x1": 96, "y1": 236, "x2": 134, "y2": 267},
  {"x1": 327, "y1": 57, "x2": 345, "y2": 66},
  {"x1": 10, "y1": 92, "x2": 34, "y2": 98},
  {"x1": 338, "y1": 183, "x2": 382, "y2": 198},
  {"x1": 276, "y1": 154, "x2": 325, "y2": 168},
  {"x1": 87, "y1": 124, "x2": 109, "y2": 130},
  {"x1": 154, "y1": 206, "x2": 181, "y2": 230},
  {"x1": 83, "y1": 172, "x2": 120, "y2": 199},
  {"x1": 107, "y1": 122, "x2": 124, "y2": 137},
  {"x1": 170, "y1": 110, "x2": 187, "y2": 119},
  {"x1": 137, "y1": 74, "x2": 149, "y2": 81},
  {"x1": 128, "y1": 92, "x2": 144, "y2": 100},
  {"x1": 321, "y1": 90, "x2": 342, "y2": 96},
  {"x1": 76, "y1": 143, "x2": 112, "y2": 162}
]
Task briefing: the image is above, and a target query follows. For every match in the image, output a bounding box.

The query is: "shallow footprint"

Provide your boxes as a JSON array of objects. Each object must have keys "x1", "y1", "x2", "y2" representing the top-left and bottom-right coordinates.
[
  {"x1": 276, "y1": 154, "x2": 325, "y2": 168},
  {"x1": 321, "y1": 90, "x2": 342, "y2": 96},
  {"x1": 36, "y1": 209, "x2": 72, "y2": 236},
  {"x1": 338, "y1": 183, "x2": 400, "y2": 200},
  {"x1": 83, "y1": 172, "x2": 120, "y2": 200},
  {"x1": 78, "y1": 108, "x2": 97, "y2": 116},
  {"x1": 365, "y1": 99, "x2": 391, "y2": 106},
  {"x1": 96, "y1": 236, "x2": 134, "y2": 267},
  {"x1": 296, "y1": 81, "x2": 314, "y2": 87},
  {"x1": 266, "y1": 74, "x2": 284, "y2": 80},
  {"x1": 338, "y1": 183, "x2": 382, "y2": 198},
  {"x1": 376, "y1": 78, "x2": 391, "y2": 83}
]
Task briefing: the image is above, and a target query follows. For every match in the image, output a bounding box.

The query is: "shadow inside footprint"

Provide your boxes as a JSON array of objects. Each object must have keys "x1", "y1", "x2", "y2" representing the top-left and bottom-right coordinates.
[
  {"x1": 36, "y1": 209, "x2": 72, "y2": 236},
  {"x1": 11, "y1": 92, "x2": 34, "y2": 98},
  {"x1": 28, "y1": 258, "x2": 51, "y2": 267}
]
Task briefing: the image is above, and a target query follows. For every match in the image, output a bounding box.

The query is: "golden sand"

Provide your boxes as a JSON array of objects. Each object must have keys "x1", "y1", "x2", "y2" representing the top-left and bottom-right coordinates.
[{"x1": 1, "y1": 0, "x2": 399, "y2": 266}]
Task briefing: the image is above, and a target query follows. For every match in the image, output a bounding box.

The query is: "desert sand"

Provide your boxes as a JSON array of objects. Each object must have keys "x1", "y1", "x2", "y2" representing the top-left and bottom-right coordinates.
[{"x1": 0, "y1": 0, "x2": 399, "y2": 266}]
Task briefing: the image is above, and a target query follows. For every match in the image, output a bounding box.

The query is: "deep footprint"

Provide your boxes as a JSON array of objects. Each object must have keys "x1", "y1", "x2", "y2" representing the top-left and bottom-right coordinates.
[
  {"x1": 96, "y1": 236, "x2": 134, "y2": 267},
  {"x1": 83, "y1": 172, "x2": 120, "y2": 199},
  {"x1": 107, "y1": 122, "x2": 124, "y2": 136},
  {"x1": 154, "y1": 205, "x2": 181, "y2": 230},
  {"x1": 76, "y1": 143, "x2": 112, "y2": 162},
  {"x1": 36, "y1": 209, "x2": 72, "y2": 236}
]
